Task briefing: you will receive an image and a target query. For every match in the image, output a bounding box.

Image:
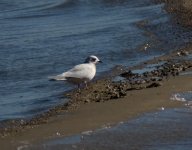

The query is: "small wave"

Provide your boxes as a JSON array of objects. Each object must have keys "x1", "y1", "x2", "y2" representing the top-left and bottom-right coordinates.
[
  {"x1": 0, "y1": 2, "x2": 53, "y2": 14},
  {"x1": 170, "y1": 92, "x2": 192, "y2": 108},
  {"x1": 0, "y1": 0, "x2": 78, "y2": 20},
  {"x1": 17, "y1": 144, "x2": 29, "y2": 150},
  {"x1": 170, "y1": 93, "x2": 186, "y2": 102},
  {"x1": 44, "y1": 0, "x2": 78, "y2": 10},
  {"x1": 81, "y1": 130, "x2": 93, "y2": 135}
]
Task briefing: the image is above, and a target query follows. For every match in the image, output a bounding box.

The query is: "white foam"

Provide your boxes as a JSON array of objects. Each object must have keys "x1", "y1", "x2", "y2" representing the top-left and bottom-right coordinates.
[
  {"x1": 101, "y1": 124, "x2": 111, "y2": 130},
  {"x1": 161, "y1": 107, "x2": 165, "y2": 110},
  {"x1": 170, "y1": 93, "x2": 186, "y2": 102},
  {"x1": 170, "y1": 92, "x2": 192, "y2": 109},
  {"x1": 56, "y1": 132, "x2": 61, "y2": 136},
  {"x1": 81, "y1": 130, "x2": 93, "y2": 135},
  {"x1": 17, "y1": 145, "x2": 29, "y2": 150},
  {"x1": 186, "y1": 101, "x2": 192, "y2": 108}
]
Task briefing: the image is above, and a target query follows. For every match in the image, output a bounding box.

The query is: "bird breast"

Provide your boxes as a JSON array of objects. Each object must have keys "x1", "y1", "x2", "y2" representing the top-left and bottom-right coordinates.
[{"x1": 85, "y1": 63, "x2": 96, "y2": 81}]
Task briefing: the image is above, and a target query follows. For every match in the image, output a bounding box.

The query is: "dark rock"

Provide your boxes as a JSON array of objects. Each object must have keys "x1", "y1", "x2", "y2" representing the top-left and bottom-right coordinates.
[{"x1": 146, "y1": 82, "x2": 162, "y2": 88}]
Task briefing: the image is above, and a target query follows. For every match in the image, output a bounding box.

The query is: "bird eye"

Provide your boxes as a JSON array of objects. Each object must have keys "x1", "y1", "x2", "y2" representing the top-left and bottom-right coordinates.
[{"x1": 91, "y1": 58, "x2": 96, "y2": 61}]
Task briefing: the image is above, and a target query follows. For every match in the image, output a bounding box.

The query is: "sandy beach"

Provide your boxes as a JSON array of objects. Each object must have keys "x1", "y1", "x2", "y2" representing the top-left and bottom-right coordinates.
[{"x1": 0, "y1": 0, "x2": 192, "y2": 149}]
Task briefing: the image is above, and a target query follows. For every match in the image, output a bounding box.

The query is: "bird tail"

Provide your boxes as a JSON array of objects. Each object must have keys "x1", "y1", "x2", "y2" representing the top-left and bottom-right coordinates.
[{"x1": 48, "y1": 74, "x2": 66, "y2": 81}]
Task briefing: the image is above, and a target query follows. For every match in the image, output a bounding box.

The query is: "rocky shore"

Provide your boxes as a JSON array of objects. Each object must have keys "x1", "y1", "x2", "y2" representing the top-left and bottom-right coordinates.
[
  {"x1": 0, "y1": 44, "x2": 192, "y2": 149},
  {"x1": 156, "y1": 0, "x2": 192, "y2": 26},
  {"x1": 1, "y1": 46, "x2": 192, "y2": 137}
]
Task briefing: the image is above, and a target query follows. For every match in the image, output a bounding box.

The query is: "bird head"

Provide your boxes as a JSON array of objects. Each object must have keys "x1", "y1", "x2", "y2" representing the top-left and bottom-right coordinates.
[{"x1": 84, "y1": 55, "x2": 102, "y2": 64}]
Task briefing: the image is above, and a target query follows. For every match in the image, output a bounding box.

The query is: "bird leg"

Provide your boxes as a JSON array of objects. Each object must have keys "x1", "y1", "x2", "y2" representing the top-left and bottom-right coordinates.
[
  {"x1": 84, "y1": 81, "x2": 88, "y2": 89},
  {"x1": 77, "y1": 81, "x2": 88, "y2": 92},
  {"x1": 77, "y1": 84, "x2": 81, "y2": 93}
]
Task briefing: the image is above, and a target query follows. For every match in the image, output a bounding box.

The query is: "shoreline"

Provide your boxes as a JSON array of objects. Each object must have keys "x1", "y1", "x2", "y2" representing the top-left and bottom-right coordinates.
[
  {"x1": 1, "y1": 0, "x2": 192, "y2": 149},
  {"x1": 1, "y1": 45, "x2": 192, "y2": 149},
  {"x1": 156, "y1": 0, "x2": 192, "y2": 26},
  {"x1": 1, "y1": 44, "x2": 191, "y2": 137},
  {"x1": 1, "y1": 75, "x2": 192, "y2": 149}
]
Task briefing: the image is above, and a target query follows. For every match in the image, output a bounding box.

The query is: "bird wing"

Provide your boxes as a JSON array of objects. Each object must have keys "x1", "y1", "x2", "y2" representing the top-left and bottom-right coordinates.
[
  {"x1": 49, "y1": 63, "x2": 95, "y2": 81},
  {"x1": 48, "y1": 64, "x2": 86, "y2": 81},
  {"x1": 48, "y1": 74, "x2": 67, "y2": 81},
  {"x1": 64, "y1": 64, "x2": 92, "y2": 79}
]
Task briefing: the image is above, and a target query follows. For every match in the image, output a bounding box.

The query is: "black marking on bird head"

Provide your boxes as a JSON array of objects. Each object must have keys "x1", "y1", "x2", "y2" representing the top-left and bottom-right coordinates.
[{"x1": 84, "y1": 55, "x2": 102, "y2": 64}]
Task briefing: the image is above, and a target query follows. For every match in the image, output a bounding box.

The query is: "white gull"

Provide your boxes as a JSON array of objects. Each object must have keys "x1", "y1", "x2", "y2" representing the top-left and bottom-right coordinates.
[{"x1": 49, "y1": 55, "x2": 102, "y2": 88}]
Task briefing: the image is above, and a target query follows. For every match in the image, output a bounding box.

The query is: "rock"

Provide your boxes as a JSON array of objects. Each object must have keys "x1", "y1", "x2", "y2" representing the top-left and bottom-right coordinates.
[
  {"x1": 146, "y1": 82, "x2": 163, "y2": 88},
  {"x1": 84, "y1": 99, "x2": 90, "y2": 103}
]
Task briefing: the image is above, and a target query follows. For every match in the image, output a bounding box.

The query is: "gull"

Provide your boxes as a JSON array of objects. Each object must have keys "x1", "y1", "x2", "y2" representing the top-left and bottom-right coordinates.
[{"x1": 49, "y1": 55, "x2": 102, "y2": 88}]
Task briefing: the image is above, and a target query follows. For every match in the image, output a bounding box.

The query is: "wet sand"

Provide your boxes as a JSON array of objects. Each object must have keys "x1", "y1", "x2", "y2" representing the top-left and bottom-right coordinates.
[
  {"x1": 31, "y1": 107, "x2": 192, "y2": 150},
  {"x1": 157, "y1": 0, "x2": 192, "y2": 26}
]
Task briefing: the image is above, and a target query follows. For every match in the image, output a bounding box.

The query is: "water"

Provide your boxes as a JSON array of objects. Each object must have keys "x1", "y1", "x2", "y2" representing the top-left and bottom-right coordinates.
[{"x1": 0, "y1": 0, "x2": 192, "y2": 121}]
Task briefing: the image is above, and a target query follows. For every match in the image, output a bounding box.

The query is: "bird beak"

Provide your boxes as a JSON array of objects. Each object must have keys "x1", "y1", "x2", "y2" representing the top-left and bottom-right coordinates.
[{"x1": 98, "y1": 60, "x2": 103, "y2": 63}]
